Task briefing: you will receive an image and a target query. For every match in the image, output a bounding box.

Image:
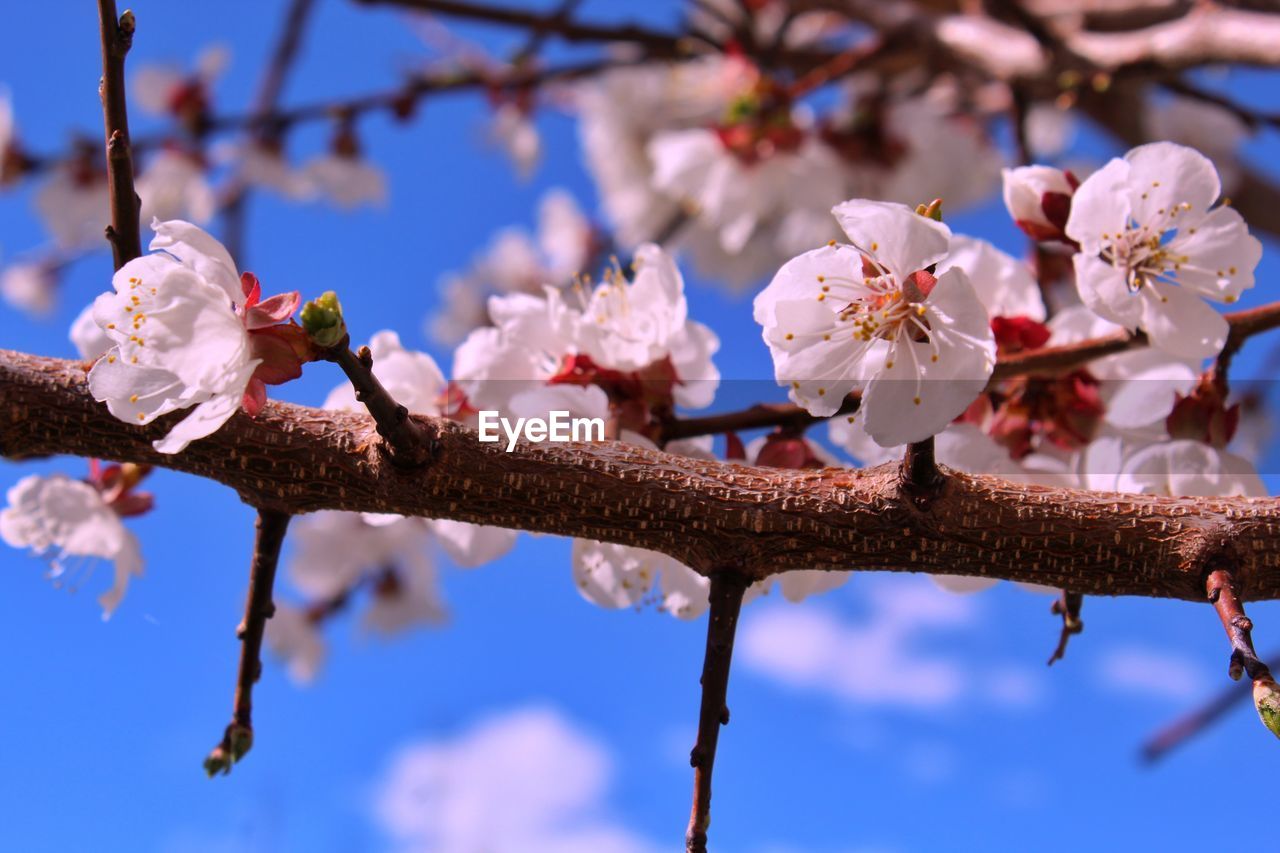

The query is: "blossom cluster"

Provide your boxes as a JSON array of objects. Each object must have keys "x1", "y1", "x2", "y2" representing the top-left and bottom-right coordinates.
[{"x1": 0, "y1": 25, "x2": 1272, "y2": 692}]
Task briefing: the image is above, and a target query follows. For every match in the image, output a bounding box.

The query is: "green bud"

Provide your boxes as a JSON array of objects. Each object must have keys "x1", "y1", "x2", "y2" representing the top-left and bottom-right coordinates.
[
  {"x1": 300, "y1": 291, "x2": 347, "y2": 348},
  {"x1": 1254, "y1": 676, "x2": 1280, "y2": 739},
  {"x1": 203, "y1": 722, "x2": 254, "y2": 778}
]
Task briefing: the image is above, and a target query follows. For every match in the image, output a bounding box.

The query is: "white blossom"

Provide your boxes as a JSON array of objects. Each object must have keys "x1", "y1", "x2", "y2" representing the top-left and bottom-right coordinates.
[
  {"x1": 0, "y1": 473, "x2": 144, "y2": 618},
  {"x1": 1, "y1": 261, "x2": 56, "y2": 315},
  {"x1": 136, "y1": 149, "x2": 217, "y2": 225},
  {"x1": 303, "y1": 153, "x2": 387, "y2": 209},
  {"x1": 492, "y1": 102, "x2": 541, "y2": 179},
  {"x1": 86, "y1": 220, "x2": 273, "y2": 454},
  {"x1": 755, "y1": 200, "x2": 995, "y2": 446},
  {"x1": 454, "y1": 243, "x2": 719, "y2": 415},
  {"x1": 265, "y1": 604, "x2": 326, "y2": 683},
  {"x1": 34, "y1": 163, "x2": 110, "y2": 250},
  {"x1": 70, "y1": 301, "x2": 112, "y2": 360},
  {"x1": 938, "y1": 235, "x2": 1045, "y2": 322},
  {"x1": 1065, "y1": 142, "x2": 1261, "y2": 360}
]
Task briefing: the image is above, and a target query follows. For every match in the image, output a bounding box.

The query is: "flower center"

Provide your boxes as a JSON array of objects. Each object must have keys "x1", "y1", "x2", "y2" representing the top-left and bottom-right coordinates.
[{"x1": 1099, "y1": 187, "x2": 1197, "y2": 294}]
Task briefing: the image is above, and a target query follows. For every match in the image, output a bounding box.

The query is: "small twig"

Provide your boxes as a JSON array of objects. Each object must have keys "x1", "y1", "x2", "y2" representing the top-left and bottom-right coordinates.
[
  {"x1": 901, "y1": 436, "x2": 945, "y2": 510},
  {"x1": 686, "y1": 571, "x2": 748, "y2": 853},
  {"x1": 652, "y1": 208, "x2": 691, "y2": 249},
  {"x1": 1140, "y1": 657, "x2": 1280, "y2": 763},
  {"x1": 320, "y1": 337, "x2": 437, "y2": 467},
  {"x1": 510, "y1": 0, "x2": 586, "y2": 64},
  {"x1": 1010, "y1": 85, "x2": 1033, "y2": 167},
  {"x1": 221, "y1": 0, "x2": 319, "y2": 262},
  {"x1": 1047, "y1": 591, "x2": 1084, "y2": 666},
  {"x1": 96, "y1": 0, "x2": 142, "y2": 269},
  {"x1": 1206, "y1": 567, "x2": 1272, "y2": 683},
  {"x1": 206, "y1": 509, "x2": 292, "y2": 776},
  {"x1": 661, "y1": 394, "x2": 859, "y2": 443},
  {"x1": 1162, "y1": 77, "x2": 1280, "y2": 131},
  {"x1": 353, "y1": 0, "x2": 695, "y2": 56},
  {"x1": 990, "y1": 302, "x2": 1280, "y2": 382}
]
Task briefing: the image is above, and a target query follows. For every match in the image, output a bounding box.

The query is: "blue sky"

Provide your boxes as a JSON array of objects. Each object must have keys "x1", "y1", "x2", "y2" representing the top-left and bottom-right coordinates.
[{"x1": 3, "y1": 2, "x2": 1280, "y2": 851}]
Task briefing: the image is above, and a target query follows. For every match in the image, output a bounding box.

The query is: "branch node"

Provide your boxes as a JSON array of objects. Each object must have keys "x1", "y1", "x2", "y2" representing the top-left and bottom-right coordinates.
[
  {"x1": 1207, "y1": 568, "x2": 1271, "y2": 683},
  {"x1": 900, "y1": 436, "x2": 946, "y2": 511},
  {"x1": 319, "y1": 336, "x2": 437, "y2": 468},
  {"x1": 1047, "y1": 591, "x2": 1084, "y2": 665}
]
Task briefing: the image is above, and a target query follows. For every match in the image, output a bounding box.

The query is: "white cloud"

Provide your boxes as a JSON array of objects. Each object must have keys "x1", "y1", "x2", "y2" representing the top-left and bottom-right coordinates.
[
  {"x1": 373, "y1": 706, "x2": 657, "y2": 853},
  {"x1": 738, "y1": 578, "x2": 1042, "y2": 711},
  {"x1": 1096, "y1": 645, "x2": 1210, "y2": 701}
]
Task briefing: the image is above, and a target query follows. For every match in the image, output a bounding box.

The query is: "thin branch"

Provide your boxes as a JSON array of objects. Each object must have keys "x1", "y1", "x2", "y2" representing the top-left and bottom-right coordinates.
[
  {"x1": 661, "y1": 395, "x2": 859, "y2": 442},
  {"x1": 320, "y1": 337, "x2": 438, "y2": 467},
  {"x1": 1162, "y1": 77, "x2": 1280, "y2": 131},
  {"x1": 686, "y1": 571, "x2": 748, "y2": 853},
  {"x1": 991, "y1": 302, "x2": 1280, "y2": 381},
  {"x1": 352, "y1": 0, "x2": 696, "y2": 56},
  {"x1": 1046, "y1": 591, "x2": 1083, "y2": 665},
  {"x1": 664, "y1": 302, "x2": 1280, "y2": 444},
  {"x1": 222, "y1": 0, "x2": 318, "y2": 262},
  {"x1": 205, "y1": 509, "x2": 292, "y2": 776},
  {"x1": 1207, "y1": 567, "x2": 1273, "y2": 683},
  {"x1": 901, "y1": 436, "x2": 945, "y2": 510},
  {"x1": 96, "y1": 0, "x2": 142, "y2": 269}
]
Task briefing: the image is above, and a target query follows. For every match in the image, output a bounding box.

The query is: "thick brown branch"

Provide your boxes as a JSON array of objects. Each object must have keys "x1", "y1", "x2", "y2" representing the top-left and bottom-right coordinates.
[
  {"x1": 96, "y1": 1, "x2": 142, "y2": 269},
  {"x1": 686, "y1": 571, "x2": 747, "y2": 853},
  {"x1": 10, "y1": 350, "x2": 1280, "y2": 600},
  {"x1": 205, "y1": 509, "x2": 292, "y2": 776}
]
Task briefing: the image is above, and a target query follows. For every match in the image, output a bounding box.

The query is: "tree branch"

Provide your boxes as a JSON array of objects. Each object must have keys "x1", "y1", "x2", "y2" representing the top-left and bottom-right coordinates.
[
  {"x1": 1141, "y1": 648, "x2": 1280, "y2": 763},
  {"x1": 1207, "y1": 567, "x2": 1273, "y2": 683},
  {"x1": 205, "y1": 509, "x2": 292, "y2": 776},
  {"x1": 686, "y1": 571, "x2": 748, "y2": 853},
  {"x1": 901, "y1": 436, "x2": 945, "y2": 511},
  {"x1": 96, "y1": 0, "x2": 142, "y2": 269},
  {"x1": 352, "y1": 0, "x2": 692, "y2": 55},
  {"x1": 221, "y1": 0, "x2": 318, "y2": 261},
  {"x1": 9, "y1": 350, "x2": 1280, "y2": 600},
  {"x1": 319, "y1": 337, "x2": 438, "y2": 467},
  {"x1": 1047, "y1": 591, "x2": 1084, "y2": 665},
  {"x1": 991, "y1": 303, "x2": 1280, "y2": 381}
]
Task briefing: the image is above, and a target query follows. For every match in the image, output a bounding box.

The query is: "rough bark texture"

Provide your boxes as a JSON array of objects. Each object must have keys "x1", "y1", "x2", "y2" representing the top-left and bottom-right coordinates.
[{"x1": 6, "y1": 349, "x2": 1280, "y2": 601}]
